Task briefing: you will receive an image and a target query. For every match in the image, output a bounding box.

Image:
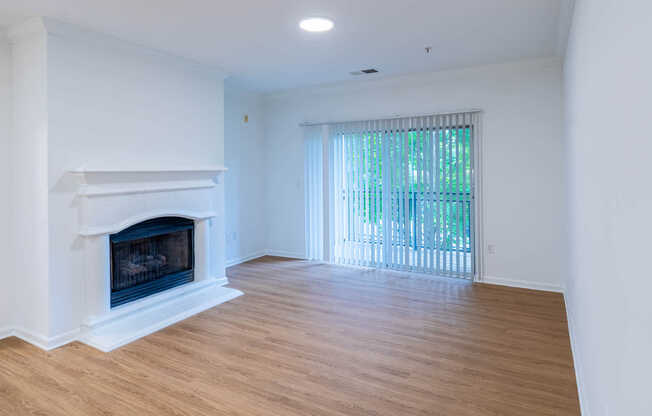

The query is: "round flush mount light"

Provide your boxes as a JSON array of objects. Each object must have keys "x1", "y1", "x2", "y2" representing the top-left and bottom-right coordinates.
[{"x1": 299, "y1": 17, "x2": 334, "y2": 32}]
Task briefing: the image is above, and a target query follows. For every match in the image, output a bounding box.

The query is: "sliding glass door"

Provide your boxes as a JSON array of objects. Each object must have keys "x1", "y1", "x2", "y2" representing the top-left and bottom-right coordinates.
[{"x1": 306, "y1": 112, "x2": 478, "y2": 279}]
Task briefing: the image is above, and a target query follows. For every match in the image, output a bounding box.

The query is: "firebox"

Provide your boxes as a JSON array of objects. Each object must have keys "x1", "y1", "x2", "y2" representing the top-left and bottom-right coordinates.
[{"x1": 109, "y1": 217, "x2": 195, "y2": 307}]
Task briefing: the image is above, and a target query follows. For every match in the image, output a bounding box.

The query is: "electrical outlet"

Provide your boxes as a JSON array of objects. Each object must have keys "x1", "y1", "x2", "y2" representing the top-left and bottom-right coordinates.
[{"x1": 487, "y1": 244, "x2": 496, "y2": 254}]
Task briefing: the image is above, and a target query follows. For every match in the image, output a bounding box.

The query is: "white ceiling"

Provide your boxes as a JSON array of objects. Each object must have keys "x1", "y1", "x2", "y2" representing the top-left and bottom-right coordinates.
[{"x1": 0, "y1": 0, "x2": 571, "y2": 92}]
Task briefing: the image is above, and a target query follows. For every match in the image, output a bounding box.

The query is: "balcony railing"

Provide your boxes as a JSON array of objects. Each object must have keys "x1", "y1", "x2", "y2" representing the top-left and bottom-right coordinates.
[{"x1": 340, "y1": 190, "x2": 473, "y2": 253}]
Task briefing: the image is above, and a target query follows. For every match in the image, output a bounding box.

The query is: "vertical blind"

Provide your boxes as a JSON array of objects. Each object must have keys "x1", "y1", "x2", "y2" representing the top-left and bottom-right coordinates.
[
  {"x1": 304, "y1": 125, "x2": 324, "y2": 261},
  {"x1": 306, "y1": 111, "x2": 479, "y2": 279}
]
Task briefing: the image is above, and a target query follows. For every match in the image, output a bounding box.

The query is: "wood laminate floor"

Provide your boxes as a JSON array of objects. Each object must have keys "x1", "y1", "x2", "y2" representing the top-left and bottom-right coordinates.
[{"x1": 0, "y1": 257, "x2": 580, "y2": 415}]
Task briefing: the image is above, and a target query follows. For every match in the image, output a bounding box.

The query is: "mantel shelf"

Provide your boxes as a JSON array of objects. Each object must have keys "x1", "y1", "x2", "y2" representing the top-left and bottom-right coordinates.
[
  {"x1": 70, "y1": 166, "x2": 228, "y2": 175},
  {"x1": 69, "y1": 165, "x2": 227, "y2": 198}
]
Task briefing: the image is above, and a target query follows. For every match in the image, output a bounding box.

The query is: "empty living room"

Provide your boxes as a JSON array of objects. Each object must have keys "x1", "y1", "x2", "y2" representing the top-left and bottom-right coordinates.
[{"x1": 0, "y1": 1, "x2": 649, "y2": 415}]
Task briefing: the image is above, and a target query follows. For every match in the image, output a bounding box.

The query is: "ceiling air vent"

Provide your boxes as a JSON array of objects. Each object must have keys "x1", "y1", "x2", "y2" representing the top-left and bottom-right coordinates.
[{"x1": 350, "y1": 68, "x2": 379, "y2": 76}]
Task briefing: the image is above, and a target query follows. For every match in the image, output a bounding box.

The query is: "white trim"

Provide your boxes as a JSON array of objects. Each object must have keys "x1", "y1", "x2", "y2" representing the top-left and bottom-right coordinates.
[
  {"x1": 10, "y1": 327, "x2": 81, "y2": 351},
  {"x1": 479, "y1": 275, "x2": 563, "y2": 293},
  {"x1": 225, "y1": 251, "x2": 268, "y2": 268},
  {"x1": 70, "y1": 166, "x2": 228, "y2": 175},
  {"x1": 0, "y1": 278, "x2": 238, "y2": 352},
  {"x1": 79, "y1": 210, "x2": 217, "y2": 236},
  {"x1": 0, "y1": 327, "x2": 12, "y2": 340},
  {"x1": 78, "y1": 180, "x2": 216, "y2": 197},
  {"x1": 225, "y1": 250, "x2": 307, "y2": 268},
  {"x1": 563, "y1": 290, "x2": 588, "y2": 415},
  {"x1": 253, "y1": 258, "x2": 563, "y2": 294},
  {"x1": 264, "y1": 249, "x2": 306, "y2": 260}
]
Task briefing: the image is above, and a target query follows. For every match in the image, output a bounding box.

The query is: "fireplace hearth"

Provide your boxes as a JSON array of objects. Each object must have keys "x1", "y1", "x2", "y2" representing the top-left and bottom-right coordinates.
[{"x1": 110, "y1": 217, "x2": 195, "y2": 307}]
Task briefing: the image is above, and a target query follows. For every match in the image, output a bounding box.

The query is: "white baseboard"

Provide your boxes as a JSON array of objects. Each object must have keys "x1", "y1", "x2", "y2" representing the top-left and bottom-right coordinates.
[
  {"x1": 480, "y1": 275, "x2": 563, "y2": 293},
  {"x1": 225, "y1": 250, "x2": 267, "y2": 267},
  {"x1": 9, "y1": 327, "x2": 81, "y2": 351},
  {"x1": 263, "y1": 249, "x2": 305, "y2": 260},
  {"x1": 226, "y1": 249, "x2": 306, "y2": 267},
  {"x1": 1, "y1": 326, "x2": 79, "y2": 350},
  {"x1": 0, "y1": 326, "x2": 12, "y2": 340},
  {"x1": 563, "y1": 290, "x2": 588, "y2": 415},
  {"x1": 0, "y1": 277, "x2": 239, "y2": 352}
]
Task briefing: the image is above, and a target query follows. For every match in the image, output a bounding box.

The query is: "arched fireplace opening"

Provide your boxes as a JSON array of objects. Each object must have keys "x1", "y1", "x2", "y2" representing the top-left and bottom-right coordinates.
[{"x1": 110, "y1": 217, "x2": 195, "y2": 307}]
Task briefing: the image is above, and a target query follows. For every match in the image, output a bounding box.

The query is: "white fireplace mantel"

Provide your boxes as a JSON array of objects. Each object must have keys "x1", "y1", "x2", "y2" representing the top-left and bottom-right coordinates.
[
  {"x1": 71, "y1": 165, "x2": 227, "y2": 235},
  {"x1": 69, "y1": 164, "x2": 241, "y2": 352}
]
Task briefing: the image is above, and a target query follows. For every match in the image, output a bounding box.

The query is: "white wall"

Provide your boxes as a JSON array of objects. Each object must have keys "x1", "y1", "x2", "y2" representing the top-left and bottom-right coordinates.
[
  {"x1": 0, "y1": 34, "x2": 12, "y2": 330},
  {"x1": 45, "y1": 20, "x2": 225, "y2": 337},
  {"x1": 563, "y1": 1, "x2": 652, "y2": 414},
  {"x1": 224, "y1": 82, "x2": 266, "y2": 266},
  {"x1": 263, "y1": 58, "x2": 566, "y2": 288},
  {"x1": 5, "y1": 18, "x2": 226, "y2": 340}
]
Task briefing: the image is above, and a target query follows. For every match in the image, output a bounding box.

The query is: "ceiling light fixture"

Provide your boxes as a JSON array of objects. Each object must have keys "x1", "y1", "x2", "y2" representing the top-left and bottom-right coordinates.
[{"x1": 299, "y1": 17, "x2": 334, "y2": 32}]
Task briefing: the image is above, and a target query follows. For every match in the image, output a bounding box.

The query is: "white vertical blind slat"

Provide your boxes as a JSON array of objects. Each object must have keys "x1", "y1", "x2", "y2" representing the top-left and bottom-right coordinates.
[
  {"x1": 455, "y1": 113, "x2": 461, "y2": 274},
  {"x1": 426, "y1": 115, "x2": 434, "y2": 272},
  {"x1": 373, "y1": 119, "x2": 379, "y2": 266},
  {"x1": 435, "y1": 114, "x2": 442, "y2": 274},
  {"x1": 402, "y1": 118, "x2": 409, "y2": 268},
  {"x1": 469, "y1": 113, "x2": 477, "y2": 277},
  {"x1": 445, "y1": 114, "x2": 450, "y2": 274},
  {"x1": 390, "y1": 119, "x2": 397, "y2": 268},
  {"x1": 416, "y1": 117, "x2": 422, "y2": 271},
  {"x1": 460, "y1": 114, "x2": 467, "y2": 275},
  {"x1": 304, "y1": 126, "x2": 323, "y2": 261},
  {"x1": 359, "y1": 122, "x2": 363, "y2": 265},
  {"x1": 345, "y1": 125, "x2": 352, "y2": 264}
]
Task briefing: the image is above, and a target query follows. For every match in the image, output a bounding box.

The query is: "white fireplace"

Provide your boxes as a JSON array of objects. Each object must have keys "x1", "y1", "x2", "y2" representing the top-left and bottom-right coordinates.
[
  {"x1": 71, "y1": 166, "x2": 242, "y2": 352},
  {"x1": 1, "y1": 18, "x2": 235, "y2": 351}
]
